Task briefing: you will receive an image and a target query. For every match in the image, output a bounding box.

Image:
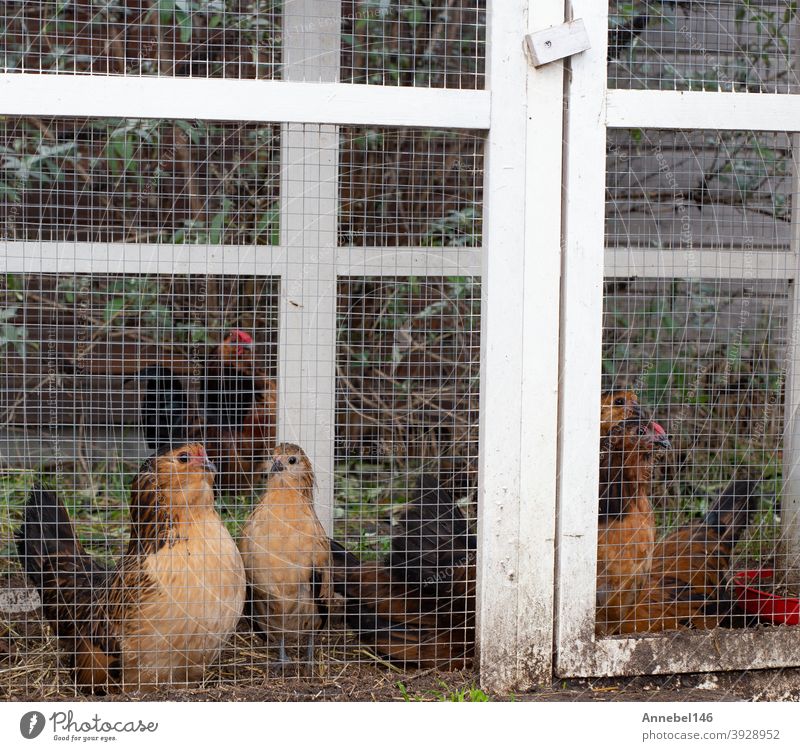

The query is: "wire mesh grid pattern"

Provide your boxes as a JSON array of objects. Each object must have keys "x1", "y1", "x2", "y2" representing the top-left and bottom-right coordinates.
[
  {"x1": 0, "y1": 111, "x2": 481, "y2": 696},
  {"x1": 609, "y1": 1, "x2": 800, "y2": 94},
  {"x1": 1, "y1": 0, "x2": 283, "y2": 78},
  {"x1": 599, "y1": 126, "x2": 797, "y2": 638},
  {"x1": 0, "y1": 117, "x2": 282, "y2": 243},
  {"x1": 1, "y1": 1, "x2": 486, "y2": 88}
]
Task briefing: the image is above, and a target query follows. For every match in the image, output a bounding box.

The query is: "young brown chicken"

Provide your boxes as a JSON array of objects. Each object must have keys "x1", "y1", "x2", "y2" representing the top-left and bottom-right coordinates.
[
  {"x1": 239, "y1": 443, "x2": 332, "y2": 664},
  {"x1": 16, "y1": 444, "x2": 246, "y2": 694},
  {"x1": 596, "y1": 415, "x2": 670, "y2": 635},
  {"x1": 617, "y1": 479, "x2": 762, "y2": 634}
]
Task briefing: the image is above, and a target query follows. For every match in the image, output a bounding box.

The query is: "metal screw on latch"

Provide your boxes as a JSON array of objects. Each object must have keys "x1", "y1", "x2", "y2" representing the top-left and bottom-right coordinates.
[{"x1": 545, "y1": 40, "x2": 552, "y2": 47}]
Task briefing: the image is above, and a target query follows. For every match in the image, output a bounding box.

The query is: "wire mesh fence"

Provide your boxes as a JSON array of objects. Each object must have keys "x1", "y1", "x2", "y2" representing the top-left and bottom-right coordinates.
[
  {"x1": 0, "y1": 108, "x2": 481, "y2": 696},
  {"x1": 600, "y1": 126, "x2": 797, "y2": 638},
  {"x1": 1, "y1": 1, "x2": 486, "y2": 87},
  {"x1": 609, "y1": 0, "x2": 800, "y2": 93},
  {"x1": 4, "y1": 0, "x2": 800, "y2": 701}
]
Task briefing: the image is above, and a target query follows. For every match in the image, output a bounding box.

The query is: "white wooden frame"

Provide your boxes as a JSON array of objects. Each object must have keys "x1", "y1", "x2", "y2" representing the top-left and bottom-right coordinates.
[
  {"x1": 556, "y1": 1, "x2": 800, "y2": 678},
  {"x1": 6, "y1": 0, "x2": 796, "y2": 690},
  {"x1": 0, "y1": 0, "x2": 560, "y2": 693},
  {"x1": 476, "y1": 0, "x2": 564, "y2": 692}
]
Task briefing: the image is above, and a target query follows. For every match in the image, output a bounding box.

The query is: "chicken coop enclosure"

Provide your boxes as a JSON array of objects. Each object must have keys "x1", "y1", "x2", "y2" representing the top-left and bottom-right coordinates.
[{"x1": 2, "y1": 0, "x2": 800, "y2": 700}]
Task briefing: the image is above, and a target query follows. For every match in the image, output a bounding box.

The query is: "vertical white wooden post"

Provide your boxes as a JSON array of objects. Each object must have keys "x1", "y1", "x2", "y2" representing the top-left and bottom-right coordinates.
[
  {"x1": 553, "y1": 0, "x2": 609, "y2": 671},
  {"x1": 477, "y1": 0, "x2": 565, "y2": 692},
  {"x1": 279, "y1": 0, "x2": 340, "y2": 533},
  {"x1": 781, "y1": 133, "x2": 800, "y2": 582}
]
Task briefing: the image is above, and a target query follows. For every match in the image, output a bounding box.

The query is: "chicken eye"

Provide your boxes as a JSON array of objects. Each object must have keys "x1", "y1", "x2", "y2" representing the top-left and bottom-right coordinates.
[
  {"x1": 614, "y1": 397, "x2": 625, "y2": 406},
  {"x1": 288, "y1": 456, "x2": 297, "y2": 465},
  {"x1": 177, "y1": 453, "x2": 190, "y2": 464}
]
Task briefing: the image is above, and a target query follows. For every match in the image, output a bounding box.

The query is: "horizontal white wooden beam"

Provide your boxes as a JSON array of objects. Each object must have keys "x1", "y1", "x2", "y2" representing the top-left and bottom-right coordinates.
[
  {"x1": 607, "y1": 89, "x2": 800, "y2": 132},
  {"x1": 335, "y1": 247, "x2": 481, "y2": 277},
  {"x1": 0, "y1": 74, "x2": 490, "y2": 129},
  {"x1": 606, "y1": 247, "x2": 794, "y2": 280},
  {"x1": 0, "y1": 242, "x2": 482, "y2": 277},
  {"x1": 8, "y1": 242, "x2": 793, "y2": 282}
]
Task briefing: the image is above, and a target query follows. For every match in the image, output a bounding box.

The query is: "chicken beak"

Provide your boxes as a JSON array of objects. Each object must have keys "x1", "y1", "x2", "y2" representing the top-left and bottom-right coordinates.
[
  {"x1": 204, "y1": 458, "x2": 217, "y2": 475},
  {"x1": 271, "y1": 458, "x2": 285, "y2": 473}
]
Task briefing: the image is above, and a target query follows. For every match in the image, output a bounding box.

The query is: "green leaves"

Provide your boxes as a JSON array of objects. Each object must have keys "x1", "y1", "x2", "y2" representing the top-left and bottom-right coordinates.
[{"x1": 0, "y1": 306, "x2": 29, "y2": 355}]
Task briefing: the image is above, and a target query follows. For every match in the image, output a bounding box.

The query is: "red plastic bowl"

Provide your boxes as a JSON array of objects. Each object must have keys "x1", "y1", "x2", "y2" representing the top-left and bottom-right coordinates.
[{"x1": 733, "y1": 569, "x2": 800, "y2": 626}]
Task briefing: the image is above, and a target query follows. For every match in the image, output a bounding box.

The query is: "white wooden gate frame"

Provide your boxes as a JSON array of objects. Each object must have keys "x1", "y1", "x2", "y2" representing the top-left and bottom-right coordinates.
[
  {"x1": 3, "y1": 0, "x2": 800, "y2": 693},
  {"x1": 557, "y1": 2, "x2": 800, "y2": 681}
]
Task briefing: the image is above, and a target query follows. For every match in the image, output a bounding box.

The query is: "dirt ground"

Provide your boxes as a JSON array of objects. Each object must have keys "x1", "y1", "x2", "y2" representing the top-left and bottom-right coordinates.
[
  {"x1": 5, "y1": 567, "x2": 800, "y2": 703},
  {"x1": 4, "y1": 665, "x2": 800, "y2": 703}
]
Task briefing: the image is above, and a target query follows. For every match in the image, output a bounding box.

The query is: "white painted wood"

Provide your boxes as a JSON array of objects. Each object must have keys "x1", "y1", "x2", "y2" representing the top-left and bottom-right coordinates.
[
  {"x1": 6, "y1": 243, "x2": 791, "y2": 282},
  {"x1": 558, "y1": 625, "x2": 800, "y2": 677},
  {"x1": 781, "y1": 135, "x2": 800, "y2": 583},
  {"x1": 477, "y1": 0, "x2": 563, "y2": 693},
  {"x1": 0, "y1": 73, "x2": 490, "y2": 129},
  {"x1": 554, "y1": 0, "x2": 609, "y2": 675},
  {"x1": 334, "y1": 247, "x2": 482, "y2": 277},
  {"x1": 525, "y1": 19, "x2": 590, "y2": 67},
  {"x1": 607, "y1": 89, "x2": 800, "y2": 131},
  {"x1": 0, "y1": 243, "x2": 289, "y2": 275},
  {"x1": 0, "y1": 243, "x2": 481, "y2": 277},
  {"x1": 277, "y1": 1, "x2": 340, "y2": 536},
  {"x1": 605, "y1": 247, "x2": 794, "y2": 281}
]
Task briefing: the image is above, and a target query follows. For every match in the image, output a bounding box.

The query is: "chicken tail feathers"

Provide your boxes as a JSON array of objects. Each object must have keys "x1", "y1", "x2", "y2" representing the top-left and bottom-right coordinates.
[
  {"x1": 16, "y1": 486, "x2": 113, "y2": 672},
  {"x1": 389, "y1": 474, "x2": 476, "y2": 595},
  {"x1": 330, "y1": 539, "x2": 473, "y2": 668},
  {"x1": 703, "y1": 479, "x2": 762, "y2": 546}
]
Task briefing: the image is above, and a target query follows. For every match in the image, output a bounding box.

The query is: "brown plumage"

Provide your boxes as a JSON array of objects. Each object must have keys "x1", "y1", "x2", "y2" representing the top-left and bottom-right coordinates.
[
  {"x1": 194, "y1": 330, "x2": 278, "y2": 494},
  {"x1": 140, "y1": 330, "x2": 277, "y2": 494},
  {"x1": 239, "y1": 443, "x2": 333, "y2": 663},
  {"x1": 617, "y1": 479, "x2": 762, "y2": 634},
  {"x1": 327, "y1": 391, "x2": 645, "y2": 666},
  {"x1": 16, "y1": 444, "x2": 245, "y2": 694},
  {"x1": 600, "y1": 389, "x2": 641, "y2": 436},
  {"x1": 596, "y1": 416, "x2": 670, "y2": 635},
  {"x1": 331, "y1": 475, "x2": 475, "y2": 668}
]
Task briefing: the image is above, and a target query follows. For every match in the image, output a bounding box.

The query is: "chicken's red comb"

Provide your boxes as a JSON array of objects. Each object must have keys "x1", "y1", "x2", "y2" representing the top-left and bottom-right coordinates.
[
  {"x1": 229, "y1": 329, "x2": 253, "y2": 344},
  {"x1": 651, "y1": 421, "x2": 667, "y2": 436}
]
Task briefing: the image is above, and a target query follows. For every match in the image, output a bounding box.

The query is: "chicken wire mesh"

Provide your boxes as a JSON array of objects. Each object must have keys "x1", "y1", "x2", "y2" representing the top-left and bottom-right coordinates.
[
  {"x1": 0, "y1": 113, "x2": 481, "y2": 697},
  {"x1": 1, "y1": 1, "x2": 486, "y2": 87},
  {"x1": 600, "y1": 127, "x2": 797, "y2": 638},
  {"x1": 609, "y1": 0, "x2": 800, "y2": 93}
]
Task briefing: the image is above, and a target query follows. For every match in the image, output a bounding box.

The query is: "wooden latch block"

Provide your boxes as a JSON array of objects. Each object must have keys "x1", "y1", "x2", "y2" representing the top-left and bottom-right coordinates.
[{"x1": 525, "y1": 19, "x2": 591, "y2": 68}]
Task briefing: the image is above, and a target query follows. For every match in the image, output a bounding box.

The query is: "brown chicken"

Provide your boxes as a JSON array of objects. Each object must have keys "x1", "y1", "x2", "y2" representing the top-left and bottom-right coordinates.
[
  {"x1": 617, "y1": 479, "x2": 762, "y2": 634},
  {"x1": 596, "y1": 415, "x2": 671, "y2": 635},
  {"x1": 16, "y1": 444, "x2": 246, "y2": 694},
  {"x1": 330, "y1": 475, "x2": 475, "y2": 668},
  {"x1": 140, "y1": 329, "x2": 277, "y2": 493},
  {"x1": 240, "y1": 443, "x2": 333, "y2": 664}
]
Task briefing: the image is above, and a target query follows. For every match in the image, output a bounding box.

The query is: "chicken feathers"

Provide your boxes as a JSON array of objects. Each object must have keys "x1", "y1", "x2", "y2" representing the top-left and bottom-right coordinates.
[
  {"x1": 16, "y1": 444, "x2": 245, "y2": 693},
  {"x1": 596, "y1": 415, "x2": 670, "y2": 635},
  {"x1": 239, "y1": 443, "x2": 332, "y2": 664},
  {"x1": 331, "y1": 475, "x2": 475, "y2": 668},
  {"x1": 618, "y1": 479, "x2": 763, "y2": 634}
]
